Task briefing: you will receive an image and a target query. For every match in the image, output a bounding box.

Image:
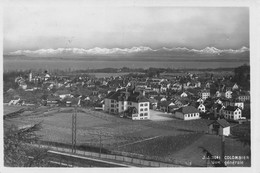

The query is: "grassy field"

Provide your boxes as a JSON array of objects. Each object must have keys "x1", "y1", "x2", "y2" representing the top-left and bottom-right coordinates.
[{"x1": 4, "y1": 105, "x2": 250, "y2": 167}]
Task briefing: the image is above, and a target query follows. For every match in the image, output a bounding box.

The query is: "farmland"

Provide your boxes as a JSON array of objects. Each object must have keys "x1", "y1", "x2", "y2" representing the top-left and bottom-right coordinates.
[{"x1": 4, "y1": 105, "x2": 250, "y2": 167}]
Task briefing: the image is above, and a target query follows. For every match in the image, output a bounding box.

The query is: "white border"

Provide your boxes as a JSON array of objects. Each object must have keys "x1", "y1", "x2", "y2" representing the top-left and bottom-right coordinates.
[{"x1": 1, "y1": 0, "x2": 260, "y2": 173}]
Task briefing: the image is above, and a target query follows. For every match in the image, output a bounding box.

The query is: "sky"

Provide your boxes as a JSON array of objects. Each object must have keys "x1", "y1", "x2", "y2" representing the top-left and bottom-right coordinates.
[{"x1": 3, "y1": 0, "x2": 249, "y2": 53}]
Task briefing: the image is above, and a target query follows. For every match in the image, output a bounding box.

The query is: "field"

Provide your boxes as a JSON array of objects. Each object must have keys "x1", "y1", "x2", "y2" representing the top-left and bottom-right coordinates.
[{"x1": 4, "y1": 105, "x2": 250, "y2": 166}]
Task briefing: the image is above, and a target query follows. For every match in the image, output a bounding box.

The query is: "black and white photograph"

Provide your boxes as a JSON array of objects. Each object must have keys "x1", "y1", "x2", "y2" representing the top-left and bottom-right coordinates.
[{"x1": 1, "y1": 0, "x2": 259, "y2": 171}]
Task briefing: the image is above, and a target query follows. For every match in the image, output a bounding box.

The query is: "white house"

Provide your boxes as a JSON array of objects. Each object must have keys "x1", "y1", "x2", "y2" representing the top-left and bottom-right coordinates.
[
  {"x1": 208, "y1": 119, "x2": 230, "y2": 136},
  {"x1": 237, "y1": 93, "x2": 250, "y2": 102},
  {"x1": 104, "y1": 88, "x2": 150, "y2": 120},
  {"x1": 199, "y1": 89, "x2": 210, "y2": 100},
  {"x1": 223, "y1": 106, "x2": 242, "y2": 121},
  {"x1": 225, "y1": 90, "x2": 233, "y2": 99},
  {"x1": 174, "y1": 106, "x2": 200, "y2": 120},
  {"x1": 197, "y1": 98, "x2": 204, "y2": 104},
  {"x1": 180, "y1": 92, "x2": 188, "y2": 97},
  {"x1": 215, "y1": 98, "x2": 223, "y2": 105},
  {"x1": 223, "y1": 100, "x2": 244, "y2": 110},
  {"x1": 196, "y1": 103, "x2": 206, "y2": 113},
  {"x1": 8, "y1": 98, "x2": 21, "y2": 106},
  {"x1": 232, "y1": 83, "x2": 239, "y2": 90},
  {"x1": 215, "y1": 91, "x2": 224, "y2": 98}
]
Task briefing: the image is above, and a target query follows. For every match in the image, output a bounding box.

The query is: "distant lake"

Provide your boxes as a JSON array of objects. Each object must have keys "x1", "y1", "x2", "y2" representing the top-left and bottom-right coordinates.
[{"x1": 3, "y1": 58, "x2": 249, "y2": 72}]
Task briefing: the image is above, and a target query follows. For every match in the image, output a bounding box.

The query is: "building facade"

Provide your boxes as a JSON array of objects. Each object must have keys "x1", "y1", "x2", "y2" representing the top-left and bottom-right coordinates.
[{"x1": 104, "y1": 88, "x2": 150, "y2": 120}]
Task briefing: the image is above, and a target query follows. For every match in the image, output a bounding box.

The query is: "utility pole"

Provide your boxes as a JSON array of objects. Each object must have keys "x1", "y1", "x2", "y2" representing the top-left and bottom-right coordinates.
[
  {"x1": 99, "y1": 131, "x2": 102, "y2": 158},
  {"x1": 220, "y1": 135, "x2": 225, "y2": 165},
  {"x1": 72, "y1": 106, "x2": 77, "y2": 153}
]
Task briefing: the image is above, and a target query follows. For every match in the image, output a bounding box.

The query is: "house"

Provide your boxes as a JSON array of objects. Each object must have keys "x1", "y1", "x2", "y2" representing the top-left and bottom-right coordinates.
[
  {"x1": 225, "y1": 90, "x2": 233, "y2": 99},
  {"x1": 172, "y1": 83, "x2": 182, "y2": 91},
  {"x1": 197, "y1": 98, "x2": 204, "y2": 104},
  {"x1": 214, "y1": 98, "x2": 223, "y2": 105},
  {"x1": 180, "y1": 92, "x2": 188, "y2": 97},
  {"x1": 149, "y1": 98, "x2": 158, "y2": 110},
  {"x1": 223, "y1": 100, "x2": 244, "y2": 110},
  {"x1": 104, "y1": 88, "x2": 150, "y2": 120},
  {"x1": 196, "y1": 103, "x2": 206, "y2": 113},
  {"x1": 199, "y1": 89, "x2": 210, "y2": 100},
  {"x1": 54, "y1": 90, "x2": 72, "y2": 99},
  {"x1": 174, "y1": 106, "x2": 200, "y2": 120},
  {"x1": 210, "y1": 103, "x2": 225, "y2": 118},
  {"x1": 124, "y1": 107, "x2": 138, "y2": 119},
  {"x1": 174, "y1": 99, "x2": 189, "y2": 107},
  {"x1": 8, "y1": 98, "x2": 22, "y2": 106},
  {"x1": 158, "y1": 101, "x2": 178, "y2": 113},
  {"x1": 46, "y1": 95, "x2": 60, "y2": 106},
  {"x1": 237, "y1": 92, "x2": 250, "y2": 102},
  {"x1": 20, "y1": 83, "x2": 28, "y2": 90},
  {"x1": 215, "y1": 91, "x2": 221, "y2": 98},
  {"x1": 222, "y1": 106, "x2": 242, "y2": 121},
  {"x1": 208, "y1": 119, "x2": 230, "y2": 136},
  {"x1": 205, "y1": 82, "x2": 211, "y2": 89},
  {"x1": 183, "y1": 81, "x2": 201, "y2": 89},
  {"x1": 160, "y1": 85, "x2": 168, "y2": 92},
  {"x1": 232, "y1": 83, "x2": 239, "y2": 90},
  {"x1": 62, "y1": 97, "x2": 80, "y2": 107}
]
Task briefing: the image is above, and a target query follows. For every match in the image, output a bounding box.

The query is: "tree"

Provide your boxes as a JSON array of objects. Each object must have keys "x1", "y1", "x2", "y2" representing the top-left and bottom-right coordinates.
[
  {"x1": 4, "y1": 123, "x2": 49, "y2": 167},
  {"x1": 233, "y1": 65, "x2": 250, "y2": 90},
  {"x1": 199, "y1": 147, "x2": 226, "y2": 167}
]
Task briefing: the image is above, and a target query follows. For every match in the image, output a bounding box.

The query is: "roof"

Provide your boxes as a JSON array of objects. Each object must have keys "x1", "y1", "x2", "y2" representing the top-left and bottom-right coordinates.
[
  {"x1": 200, "y1": 89, "x2": 210, "y2": 93},
  {"x1": 149, "y1": 98, "x2": 158, "y2": 103},
  {"x1": 208, "y1": 119, "x2": 230, "y2": 128},
  {"x1": 224, "y1": 105, "x2": 240, "y2": 111},
  {"x1": 125, "y1": 107, "x2": 138, "y2": 114},
  {"x1": 175, "y1": 106, "x2": 200, "y2": 114},
  {"x1": 105, "y1": 89, "x2": 149, "y2": 103},
  {"x1": 158, "y1": 101, "x2": 172, "y2": 107},
  {"x1": 127, "y1": 94, "x2": 150, "y2": 103}
]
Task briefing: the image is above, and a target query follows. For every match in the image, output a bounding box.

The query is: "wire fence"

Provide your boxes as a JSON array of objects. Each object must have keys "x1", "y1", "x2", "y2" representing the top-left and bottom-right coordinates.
[{"x1": 31, "y1": 143, "x2": 189, "y2": 167}]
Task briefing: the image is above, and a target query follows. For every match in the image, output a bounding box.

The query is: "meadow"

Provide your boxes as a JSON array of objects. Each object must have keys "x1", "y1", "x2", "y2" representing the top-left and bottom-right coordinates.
[{"x1": 4, "y1": 105, "x2": 250, "y2": 166}]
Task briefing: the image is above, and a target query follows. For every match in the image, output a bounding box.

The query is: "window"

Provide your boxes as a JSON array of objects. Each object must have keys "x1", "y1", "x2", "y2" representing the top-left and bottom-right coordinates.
[
  {"x1": 140, "y1": 113, "x2": 143, "y2": 116},
  {"x1": 122, "y1": 107, "x2": 124, "y2": 110},
  {"x1": 144, "y1": 113, "x2": 148, "y2": 116},
  {"x1": 140, "y1": 109, "x2": 143, "y2": 111},
  {"x1": 144, "y1": 103, "x2": 148, "y2": 106},
  {"x1": 111, "y1": 105, "x2": 114, "y2": 108},
  {"x1": 140, "y1": 104, "x2": 144, "y2": 107},
  {"x1": 144, "y1": 108, "x2": 148, "y2": 111}
]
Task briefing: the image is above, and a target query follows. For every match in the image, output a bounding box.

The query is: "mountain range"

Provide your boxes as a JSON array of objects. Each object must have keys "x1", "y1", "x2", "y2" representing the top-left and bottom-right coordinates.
[{"x1": 7, "y1": 46, "x2": 249, "y2": 57}]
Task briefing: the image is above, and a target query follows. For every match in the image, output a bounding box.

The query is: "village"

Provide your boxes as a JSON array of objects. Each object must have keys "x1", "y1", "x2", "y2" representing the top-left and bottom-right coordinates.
[
  {"x1": 3, "y1": 65, "x2": 251, "y2": 167},
  {"x1": 4, "y1": 65, "x2": 250, "y2": 125}
]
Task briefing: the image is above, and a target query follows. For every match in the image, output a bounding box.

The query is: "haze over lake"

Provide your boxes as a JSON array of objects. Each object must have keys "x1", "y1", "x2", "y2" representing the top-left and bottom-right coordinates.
[{"x1": 4, "y1": 58, "x2": 249, "y2": 72}]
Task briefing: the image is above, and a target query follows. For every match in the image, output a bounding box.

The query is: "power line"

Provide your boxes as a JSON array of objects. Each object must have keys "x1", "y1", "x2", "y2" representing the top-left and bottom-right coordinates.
[{"x1": 72, "y1": 106, "x2": 77, "y2": 153}]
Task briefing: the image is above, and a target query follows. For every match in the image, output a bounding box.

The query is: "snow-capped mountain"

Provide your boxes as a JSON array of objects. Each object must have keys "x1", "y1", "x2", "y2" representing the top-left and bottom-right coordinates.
[{"x1": 8, "y1": 46, "x2": 249, "y2": 57}]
